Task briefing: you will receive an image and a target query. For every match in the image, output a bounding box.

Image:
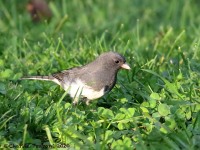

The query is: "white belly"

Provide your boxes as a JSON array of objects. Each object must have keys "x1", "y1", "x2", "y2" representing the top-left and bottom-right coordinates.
[{"x1": 63, "y1": 79, "x2": 105, "y2": 100}]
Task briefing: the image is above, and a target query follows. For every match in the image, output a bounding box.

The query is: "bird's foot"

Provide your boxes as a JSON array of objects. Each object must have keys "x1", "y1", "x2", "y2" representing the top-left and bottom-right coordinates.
[
  {"x1": 86, "y1": 100, "x2": 90, "y2": 105},
  {"x1": 82, "y1": 97, "x2": 90, "y2": 105},
  {"x1": 73, "y1": 97, "x2": 79, "y2": 105}
]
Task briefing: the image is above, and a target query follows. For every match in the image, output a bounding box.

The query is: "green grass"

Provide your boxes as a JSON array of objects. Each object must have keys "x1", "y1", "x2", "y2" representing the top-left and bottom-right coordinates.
[{"x1": 0, "y1": 0, "x2": 200, "y2": 149}]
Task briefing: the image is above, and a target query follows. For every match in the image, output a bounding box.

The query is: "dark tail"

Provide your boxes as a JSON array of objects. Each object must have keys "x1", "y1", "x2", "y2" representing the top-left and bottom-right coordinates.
[{"x1": 21, "y1": 75, "x2": 60, "y2": 85}]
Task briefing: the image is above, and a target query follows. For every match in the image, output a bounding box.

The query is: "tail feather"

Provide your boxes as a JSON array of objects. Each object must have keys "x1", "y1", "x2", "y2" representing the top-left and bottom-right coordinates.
[{"x1": 21, "y1": 75, "x2": 61, "y2": 85}]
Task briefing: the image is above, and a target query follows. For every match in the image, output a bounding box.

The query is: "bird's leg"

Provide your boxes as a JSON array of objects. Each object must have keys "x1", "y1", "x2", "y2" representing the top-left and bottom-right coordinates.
[
  {"x1": 73, "y1": 97, "x2": 79, "y2": 105},
  {"x1": 82, "y1": 97, "x2": 90, "y2": 105},
  {"x1": 85, "y1": 99, "x2": 90, "y2": 105}
]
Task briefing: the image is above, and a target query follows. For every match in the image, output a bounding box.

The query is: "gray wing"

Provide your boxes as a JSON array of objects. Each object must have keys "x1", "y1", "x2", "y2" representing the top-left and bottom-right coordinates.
[
  {"x1": 52, "y1": 66, "x2": 85, "y2": 83},
  {"x1": 52, "y1": 65, "x2": 116, "y2": 92}
]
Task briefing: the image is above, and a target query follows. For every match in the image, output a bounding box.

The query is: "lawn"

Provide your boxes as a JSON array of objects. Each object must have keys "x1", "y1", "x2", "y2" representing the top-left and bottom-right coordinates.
[{"x1": 0, "y1": 0, "x2": 200, "y2": 149}]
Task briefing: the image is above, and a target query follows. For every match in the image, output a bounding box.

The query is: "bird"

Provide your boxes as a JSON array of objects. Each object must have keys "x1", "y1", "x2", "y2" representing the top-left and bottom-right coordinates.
[
  {"x1": 27, "y1": 0, "x2": 52, "y2": 22},
  {"x1": 22, "y1": 51, "x2": 131, "y2": 105}
]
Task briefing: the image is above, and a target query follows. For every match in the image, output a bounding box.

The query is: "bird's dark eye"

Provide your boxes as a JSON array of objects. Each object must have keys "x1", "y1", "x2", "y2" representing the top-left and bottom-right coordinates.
[{"x1": 115, "y1": 60, "x2": 120, "y2": 63}]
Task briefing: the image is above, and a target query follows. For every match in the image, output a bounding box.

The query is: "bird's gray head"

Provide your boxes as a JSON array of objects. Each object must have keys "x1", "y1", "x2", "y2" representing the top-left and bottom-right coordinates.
[{"x1": 96, "y1": 51, "x2": 131, "y2": 71}]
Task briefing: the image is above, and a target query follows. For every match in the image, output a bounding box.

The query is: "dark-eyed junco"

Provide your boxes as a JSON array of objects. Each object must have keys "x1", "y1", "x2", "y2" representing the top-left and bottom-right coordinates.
[{"x1": 22, "y1": 51, "x2": 131, "y2": 105}]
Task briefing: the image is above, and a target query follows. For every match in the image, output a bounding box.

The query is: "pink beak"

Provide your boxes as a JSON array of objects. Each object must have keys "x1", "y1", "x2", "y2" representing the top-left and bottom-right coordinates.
[{"x1": 121, "y1": 63, "x2": 131, "y2": 70}]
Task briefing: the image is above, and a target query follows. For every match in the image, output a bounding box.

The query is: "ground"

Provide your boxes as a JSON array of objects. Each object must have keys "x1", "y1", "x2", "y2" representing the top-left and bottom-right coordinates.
[{"x1": 0, "y1": 0, "x2": 200, "y2": 149}]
